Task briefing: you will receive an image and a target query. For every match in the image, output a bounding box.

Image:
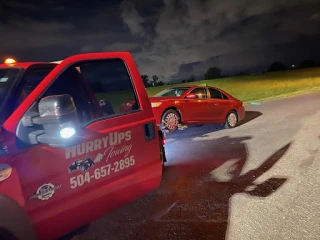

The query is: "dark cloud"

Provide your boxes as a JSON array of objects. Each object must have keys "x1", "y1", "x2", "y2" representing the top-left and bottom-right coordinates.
[
  {"x1": 0, "y1": 0, "x2": 133, "y2": 61},
  {"x1": 1, "y1": 0, "x2": 320, "y2": 81}
]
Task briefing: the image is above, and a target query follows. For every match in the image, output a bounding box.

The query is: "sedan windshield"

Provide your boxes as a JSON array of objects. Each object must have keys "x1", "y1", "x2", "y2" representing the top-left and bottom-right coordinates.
[{"x1": 154, "y1": 87, "x2": 190, "y2": 97}]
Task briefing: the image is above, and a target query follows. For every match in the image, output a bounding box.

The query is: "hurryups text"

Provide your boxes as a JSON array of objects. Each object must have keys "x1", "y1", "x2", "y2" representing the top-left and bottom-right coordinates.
[{"x1": 65, "y1": 131, "x2": 132, "y2": 159}]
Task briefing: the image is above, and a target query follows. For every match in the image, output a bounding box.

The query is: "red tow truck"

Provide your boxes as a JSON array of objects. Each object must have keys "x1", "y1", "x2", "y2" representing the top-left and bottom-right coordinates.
[{"x1": 0, "y1": 52, "x2": 166, "y2": 240}]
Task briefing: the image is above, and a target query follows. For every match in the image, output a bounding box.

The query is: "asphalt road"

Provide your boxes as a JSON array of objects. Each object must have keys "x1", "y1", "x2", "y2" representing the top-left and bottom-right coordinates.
[{"x1": 72, "y1": 91, "x2": 320, "y2": 240}]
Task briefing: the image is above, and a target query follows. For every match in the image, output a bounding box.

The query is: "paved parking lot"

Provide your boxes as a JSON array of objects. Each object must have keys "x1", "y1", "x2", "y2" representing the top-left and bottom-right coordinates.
[{"x1": 73, "y1": 91, "x2": 320, "y2": 240}]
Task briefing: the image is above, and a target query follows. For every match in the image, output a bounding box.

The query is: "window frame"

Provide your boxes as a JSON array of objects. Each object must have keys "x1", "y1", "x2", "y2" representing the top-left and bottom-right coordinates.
[
  {"x1": 17, "y1": 64, "x2": 57, "y2": 105},
  {"x1": 154, "y1": 87, "x2": 191, "y2": 97},
  {"x1": 0, "y1": 66, "x2": 25, "y2": 125},
  {"x1": 186, "y1": 87, "x2": 208, "y2": 99},
  {"x1": 37, "y1": 58, "x2": 142, "y2": 127}
]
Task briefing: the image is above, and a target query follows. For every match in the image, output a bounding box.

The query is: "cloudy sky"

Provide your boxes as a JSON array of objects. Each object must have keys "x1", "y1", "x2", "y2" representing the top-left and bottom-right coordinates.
[{"x1": 1, "y1": 0, "x2": 320, "y2": 81}]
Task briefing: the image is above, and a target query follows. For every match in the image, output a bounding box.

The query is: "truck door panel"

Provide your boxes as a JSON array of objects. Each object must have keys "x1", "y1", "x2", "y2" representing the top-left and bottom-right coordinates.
[{"x1": 12, "y1": 54, "x2": 162, "y2": 240}]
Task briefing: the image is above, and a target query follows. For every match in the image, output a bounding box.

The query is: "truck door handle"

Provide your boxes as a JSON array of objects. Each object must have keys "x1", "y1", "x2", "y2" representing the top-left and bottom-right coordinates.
[{"x1": 144, "y1": 122, "x2": 156, "y2": 141}]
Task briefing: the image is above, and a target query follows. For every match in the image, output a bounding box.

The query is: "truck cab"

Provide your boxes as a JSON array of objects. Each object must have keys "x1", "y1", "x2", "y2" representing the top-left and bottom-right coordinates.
[{"x1": 0, "y1": 52, "x2": 165, "y2": 240}]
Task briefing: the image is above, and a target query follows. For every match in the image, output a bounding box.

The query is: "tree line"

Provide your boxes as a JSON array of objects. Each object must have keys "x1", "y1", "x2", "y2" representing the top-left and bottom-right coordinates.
[
  {"x1": 267, "y1": 59, "x2": 320, "y2": 72},
  {"x1": 141, "y1": 75, "x2": 165, "y2": 87},
  {"x1": 141, "y1": 59, "x2": 320, "y2": 87}
]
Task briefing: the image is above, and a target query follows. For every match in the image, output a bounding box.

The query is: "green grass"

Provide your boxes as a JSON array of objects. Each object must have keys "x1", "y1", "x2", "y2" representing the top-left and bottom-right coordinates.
[
  {"x1": 146, "y1": 67, "x2": 320, "y2": 103},
  {"x1": 94, "y1": 67, "x2": 320, "y2": 112}
]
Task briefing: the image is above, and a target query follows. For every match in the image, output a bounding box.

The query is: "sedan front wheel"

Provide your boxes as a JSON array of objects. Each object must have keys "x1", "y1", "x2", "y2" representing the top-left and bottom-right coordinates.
[{"x1": 162, "y1": 109, "x2": 180, "y2": 132}]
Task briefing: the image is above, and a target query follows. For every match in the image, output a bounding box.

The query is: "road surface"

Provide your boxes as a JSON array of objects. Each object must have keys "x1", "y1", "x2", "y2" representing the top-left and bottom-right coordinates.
[{"x1": 71, "y1": 91, "x2": 320, "y2": 240}]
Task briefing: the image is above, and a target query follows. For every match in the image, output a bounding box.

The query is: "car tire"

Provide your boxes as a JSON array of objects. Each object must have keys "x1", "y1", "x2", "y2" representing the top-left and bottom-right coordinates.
[
  {"x1": 0, "y1": 229, "x2": 17, "y2": 240},
  {"x1": 162, "y1": 109, "x2": 180, "y2": 132},
  {"x1": 159, "y1": 140, "x2": 166, "y2": 172},
  {"x1": 225, "y1": 111, "x2": 238, "y2": 129}
]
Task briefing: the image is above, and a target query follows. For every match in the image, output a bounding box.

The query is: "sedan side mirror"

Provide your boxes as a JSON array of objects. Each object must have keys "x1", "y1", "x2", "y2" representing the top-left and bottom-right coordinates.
[
  {"x1": 186, "y1": 94, "x2": 197, "y2": 99},
  {"x1": 21, "y1": 94, "x2": 80, "y2": 148}
]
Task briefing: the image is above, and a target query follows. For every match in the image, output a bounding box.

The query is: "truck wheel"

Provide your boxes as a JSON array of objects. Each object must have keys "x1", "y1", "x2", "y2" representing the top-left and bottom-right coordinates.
[
  {"x1": 225, "y1": 111, "x2": 238, "y2": 129},
  {"x1": 0, "y1": 195, "x2": 37, "y2": 240},
  {"x1": 159, "y1": 140, "x2": 166, "y2": 172},
  {"x1": 0, "y1": 228, "x2": 17, "y2": 240},
  {"x1": 162, "y1": 109, "x2": 180, "y2": 132},
  {"x1": 159, "y1": 142, "x2": 166, "y2": 167}
]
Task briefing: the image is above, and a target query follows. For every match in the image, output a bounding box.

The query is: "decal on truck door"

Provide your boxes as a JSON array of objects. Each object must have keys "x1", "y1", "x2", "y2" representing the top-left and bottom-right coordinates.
[
  {"x1": 67, "y1": 130, "x2": 136, "y2": 189},
  {"x1": 68, "y1": 156, "x2": 95, "y2": 174},
  {"x1": 69, "y1": 156, "x2": 136, "y2": 189},
  {"x1": 65, "y1": 131, "x2": 132, "y2": 159},
  {"x1": 29, "y1": 183, "x2": 61, "y2": 201}
]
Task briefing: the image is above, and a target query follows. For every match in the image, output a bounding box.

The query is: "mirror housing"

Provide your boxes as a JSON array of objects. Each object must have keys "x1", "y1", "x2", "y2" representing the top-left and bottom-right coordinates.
[
  {"x1": 25, "y1": 94, "x2": 80, "y2": 148},
  {"x1": 186, "y1": 94, "x2": 197, "y2": 99}
]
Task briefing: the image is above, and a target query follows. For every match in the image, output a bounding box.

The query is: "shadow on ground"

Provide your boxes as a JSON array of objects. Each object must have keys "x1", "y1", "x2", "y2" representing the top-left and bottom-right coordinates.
[
  {"x1": 238, "y1": 111, "x2": 263, "y2": 126},
  {"x1": 75, "y1": 135, "x2": 291, "y2": 240}
]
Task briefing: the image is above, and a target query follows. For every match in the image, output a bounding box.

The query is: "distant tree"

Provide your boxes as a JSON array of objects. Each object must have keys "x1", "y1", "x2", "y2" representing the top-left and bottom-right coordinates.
[
  {"x1": 188, "y1": 75, "x2": 195, "y2": 82},
  {"x1": 156, "y1": 81, "x2": 165, "y2": 86},
  {"x1": 204, "y1": 67, "x2": 221, "y2": 80},
  {"x1": 299, "y1": 60, "x2": 318, "y2": 69},
  {"x1": 152, "y1": 75, "x2": 159, "y2": 86},
  {"x1": 235, "y1": 72, "x2": 248, "y2": 76},
  {"x1": 267, "y1": 62, "x2": 288, "y2": 72},
  {"x1": 141, "y1": 75, "x2": 150, "y2": 87}
]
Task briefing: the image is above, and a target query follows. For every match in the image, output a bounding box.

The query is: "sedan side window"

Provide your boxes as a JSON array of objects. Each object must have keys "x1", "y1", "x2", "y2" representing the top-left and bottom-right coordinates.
[
  {"x1": 189, "y1": 88, "x2": 207, "y2": 98},
  {"x1": 209, "y1": 88, "x2": 223, "y2": 99}
]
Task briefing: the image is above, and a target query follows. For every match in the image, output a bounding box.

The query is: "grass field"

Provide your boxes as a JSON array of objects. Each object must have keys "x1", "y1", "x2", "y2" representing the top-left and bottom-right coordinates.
[{"x1": 146, "y1": 67, "x2": 320, "y2": 103}]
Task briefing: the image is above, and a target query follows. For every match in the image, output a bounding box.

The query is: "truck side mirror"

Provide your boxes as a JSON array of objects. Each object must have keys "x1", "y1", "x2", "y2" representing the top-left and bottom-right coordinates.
[{"x1": 21, "y1": 94, "x2": 81, "y2": 148}]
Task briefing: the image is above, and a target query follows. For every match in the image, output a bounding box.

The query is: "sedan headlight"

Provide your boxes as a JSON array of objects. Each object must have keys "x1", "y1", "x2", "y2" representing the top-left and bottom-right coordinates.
[{"x1": 151, "y1": 102, "x2": 162, "y2": 107}]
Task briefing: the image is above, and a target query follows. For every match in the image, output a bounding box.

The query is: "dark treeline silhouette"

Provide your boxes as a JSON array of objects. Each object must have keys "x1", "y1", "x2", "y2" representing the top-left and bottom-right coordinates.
[
  {"x1": 142, "y1": 59, "x2": 320, "y2": 86},
  {"x1": 267, "y1": 61, "x2": 288, "y2": 72},
  {"x1": 267, "y1": 59, "x2": 320, "y2": 72},
  {"x1": 141, "y1": 75, "x2": 165, "y2": 87}
]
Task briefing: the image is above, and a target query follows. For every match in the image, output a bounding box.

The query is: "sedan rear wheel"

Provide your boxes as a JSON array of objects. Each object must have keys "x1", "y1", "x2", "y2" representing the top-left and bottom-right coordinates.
[{"x1": 225, "y1": 111, "x2": 238, "y2": 129}]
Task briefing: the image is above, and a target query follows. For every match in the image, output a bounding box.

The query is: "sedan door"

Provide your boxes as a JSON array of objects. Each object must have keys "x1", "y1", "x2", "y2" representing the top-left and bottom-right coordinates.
[
  {"x1": 207, "y1": 87, "x2": 231, "y2": 123},
  {"x1": 182, "y1": 87, "x2": 212, "y2": 122}
]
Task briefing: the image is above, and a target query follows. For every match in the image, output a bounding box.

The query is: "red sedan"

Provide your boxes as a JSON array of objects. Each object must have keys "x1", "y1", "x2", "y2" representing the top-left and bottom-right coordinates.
[{"x1": 149, "y1": 84, "x2": 245, "y2": 132}]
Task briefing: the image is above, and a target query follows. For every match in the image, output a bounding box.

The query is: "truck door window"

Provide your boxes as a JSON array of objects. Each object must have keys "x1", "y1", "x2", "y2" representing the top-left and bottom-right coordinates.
[
  {"x1": 41, "y1": 67, "x2": 98, "y2": 125},
  {"x1": 76, "y1": 59, "x2": 140, "y2": 118},
  {"x1": 40, "y1": 59, "x2": 140, "y2": 125}
]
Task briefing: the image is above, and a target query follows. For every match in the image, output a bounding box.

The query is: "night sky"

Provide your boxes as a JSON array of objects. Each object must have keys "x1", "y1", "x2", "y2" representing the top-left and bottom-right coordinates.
[{"x1": 1, "y1": 0, "x2": 320, "y2": 82}]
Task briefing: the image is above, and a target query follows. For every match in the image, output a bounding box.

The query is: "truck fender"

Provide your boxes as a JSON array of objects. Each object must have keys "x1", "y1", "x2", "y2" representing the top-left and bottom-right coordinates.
[{"x1": 0, "y1": 194, "x2": 37, "y2": 240}]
